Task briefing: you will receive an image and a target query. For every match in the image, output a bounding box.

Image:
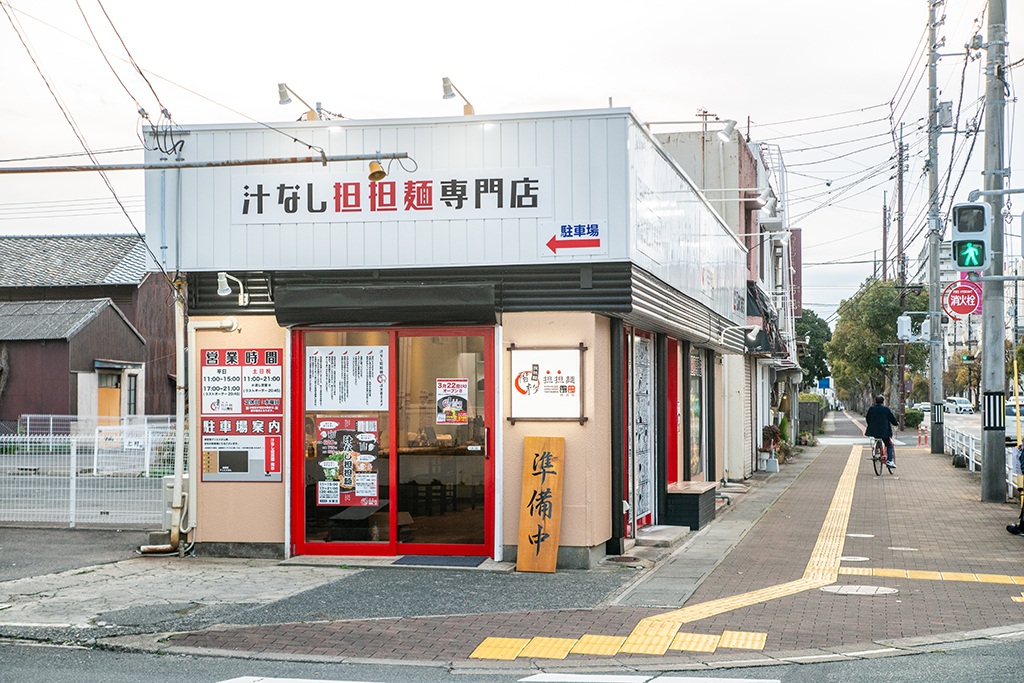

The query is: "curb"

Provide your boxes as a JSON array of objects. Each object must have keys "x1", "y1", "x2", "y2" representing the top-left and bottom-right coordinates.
[{"x1": 86, "y1": 622, "x2": 1024, "y2": 671}]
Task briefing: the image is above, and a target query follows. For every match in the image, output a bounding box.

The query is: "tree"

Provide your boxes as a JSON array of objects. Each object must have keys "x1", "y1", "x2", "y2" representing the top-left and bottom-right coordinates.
[
  {"x1": 795, "y1": 309, "x2": 832, "y2": 389},
  {"x1": 824, "y1": 278, "x2": 928, "y2": 412}
]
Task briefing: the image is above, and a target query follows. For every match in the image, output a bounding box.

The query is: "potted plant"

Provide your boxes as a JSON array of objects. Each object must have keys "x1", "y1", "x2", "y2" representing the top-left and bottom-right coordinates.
[{"x1": 762, "y1": 424, "x2": 782, "y2": 452}]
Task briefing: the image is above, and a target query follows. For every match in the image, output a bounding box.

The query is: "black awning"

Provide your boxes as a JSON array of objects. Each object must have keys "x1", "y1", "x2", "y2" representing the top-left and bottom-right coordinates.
[{"x1": 274, "y1": 283, "x2": 497, "y2": 327}]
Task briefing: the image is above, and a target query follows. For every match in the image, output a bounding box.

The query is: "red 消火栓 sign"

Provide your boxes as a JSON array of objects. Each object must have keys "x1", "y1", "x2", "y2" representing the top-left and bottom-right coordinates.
[{"x1": 943, "y1": 281, "x2": 982, "y2": 319}]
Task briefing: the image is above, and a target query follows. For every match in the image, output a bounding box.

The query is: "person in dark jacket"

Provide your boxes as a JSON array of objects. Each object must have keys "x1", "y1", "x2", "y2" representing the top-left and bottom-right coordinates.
[{"x1": 865, "y1": 395, "x2": 899, "y2": 466}]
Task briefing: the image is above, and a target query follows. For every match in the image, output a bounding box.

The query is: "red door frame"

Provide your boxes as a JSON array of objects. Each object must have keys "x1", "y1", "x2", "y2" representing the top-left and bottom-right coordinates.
[
  {"x1": 667, "y1": 338, "x2": 679, "y2": 485},
  {"x1": 290, "y1": 326, "x2": 495, "y2": 558}
]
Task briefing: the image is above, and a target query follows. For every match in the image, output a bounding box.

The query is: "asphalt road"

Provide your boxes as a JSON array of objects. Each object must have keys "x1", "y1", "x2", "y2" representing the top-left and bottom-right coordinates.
[{"x1": 0, "y1": 526, "x2": 152, "y2": 581}]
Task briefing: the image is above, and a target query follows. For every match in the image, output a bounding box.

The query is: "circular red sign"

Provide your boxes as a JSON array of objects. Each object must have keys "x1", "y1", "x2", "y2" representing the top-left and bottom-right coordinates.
[{"x1": 947, "y1": 284, "x2": 980, "y2": 316}]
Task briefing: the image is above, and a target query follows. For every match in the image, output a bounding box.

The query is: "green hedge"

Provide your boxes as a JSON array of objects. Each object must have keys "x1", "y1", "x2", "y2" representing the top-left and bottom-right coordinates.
[{"x1": 904, "y1": 409, "x2": 924, "y2": 429}]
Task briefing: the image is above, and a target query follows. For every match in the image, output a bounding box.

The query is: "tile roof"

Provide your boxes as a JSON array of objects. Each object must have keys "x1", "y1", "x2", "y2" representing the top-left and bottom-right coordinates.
[
  {"x1": 0, "y1": 235, "x2": 148, "y2": 288},
  {"x1": 0, "y1": 299, "x2": 124, "y2": 341}
]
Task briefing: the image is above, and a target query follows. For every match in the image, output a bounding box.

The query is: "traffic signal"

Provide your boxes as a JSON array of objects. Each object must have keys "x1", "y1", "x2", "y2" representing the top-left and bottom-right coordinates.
[
  {"x1": 950, "y1": 202, "x2": 992, "y2": 272},
  {"x1": 878, "y1": 346, "x2": 886, "y2": 364}
]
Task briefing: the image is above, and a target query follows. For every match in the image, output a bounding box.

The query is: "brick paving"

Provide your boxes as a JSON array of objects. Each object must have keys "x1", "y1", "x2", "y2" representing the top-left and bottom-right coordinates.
[{"x1": 164, "y1": 425, "x2": 1024, "y2": 663}]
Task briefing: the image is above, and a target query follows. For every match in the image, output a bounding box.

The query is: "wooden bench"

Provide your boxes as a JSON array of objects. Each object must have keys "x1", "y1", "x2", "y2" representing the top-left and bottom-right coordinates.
[{"x1": 665, "y1": 481, "x2": 718, "y2": 530}]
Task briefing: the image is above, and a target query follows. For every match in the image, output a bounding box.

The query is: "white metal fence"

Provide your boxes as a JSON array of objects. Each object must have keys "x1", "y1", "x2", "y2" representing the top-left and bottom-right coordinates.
[
  {"x1": 0, "y1": 430, "x2": 184, "y2": 527},
  {"x1": 17, "y1": 414, "x2": 175, "y2": 436},
  {"x1": 943, "y1": 427, "x2": 1016, "y2": 499}
]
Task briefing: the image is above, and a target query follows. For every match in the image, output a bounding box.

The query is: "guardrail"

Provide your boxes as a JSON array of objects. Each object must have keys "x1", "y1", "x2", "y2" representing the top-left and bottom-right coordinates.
[{"x1": 943, "y1": 426, "x2": 1016, "y2": 499}]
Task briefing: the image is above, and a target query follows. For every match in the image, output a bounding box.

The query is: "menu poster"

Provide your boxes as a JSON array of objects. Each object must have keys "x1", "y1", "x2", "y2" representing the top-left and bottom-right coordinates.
[
  {"x1": 315, "y1": 417, "x2": 380, "y2": 506},
  {"x1": 306, "y1": 346, "x2": 389, "y2": 411},
  {"x1": 436, "y1": 378, "x2": 469, "y2": 424}
]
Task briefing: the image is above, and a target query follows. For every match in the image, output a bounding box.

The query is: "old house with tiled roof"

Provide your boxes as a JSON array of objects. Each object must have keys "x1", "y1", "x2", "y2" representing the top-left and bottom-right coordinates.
[{"x1": 0, "y1": 235, "x2": 174, "y2": 420}]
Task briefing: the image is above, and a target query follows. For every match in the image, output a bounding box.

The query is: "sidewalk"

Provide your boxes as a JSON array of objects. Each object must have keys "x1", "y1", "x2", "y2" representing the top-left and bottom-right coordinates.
[{"x1": 3, "y1": 413, "x2": 1024, "y2": 671}]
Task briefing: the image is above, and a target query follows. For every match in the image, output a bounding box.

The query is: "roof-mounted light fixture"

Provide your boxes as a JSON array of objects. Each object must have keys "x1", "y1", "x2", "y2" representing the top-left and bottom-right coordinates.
[
  {"x1": 441, "y1": 77, "x2": 475, "y2": 115},
  {"x1": 717, "y1": 119, "x2": 738, "y2": 142},
  {"x1": 217, "y1": 272, "x2": 250, "y2": 307},
  {"x1": 719, "y1": 324, "x2": 762, "y2": 345},
  {"x1": 277, "y1": 83, "x2": 319, "y2": 121}
]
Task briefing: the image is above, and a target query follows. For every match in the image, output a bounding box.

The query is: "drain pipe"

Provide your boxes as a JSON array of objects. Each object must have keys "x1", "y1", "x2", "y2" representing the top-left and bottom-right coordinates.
[
  {"x1": 141, "y1": 285, "x2": 189, "y2": 555},
  {"x1": 140, "y1": 303, "x2": 237, "y2": 556}
]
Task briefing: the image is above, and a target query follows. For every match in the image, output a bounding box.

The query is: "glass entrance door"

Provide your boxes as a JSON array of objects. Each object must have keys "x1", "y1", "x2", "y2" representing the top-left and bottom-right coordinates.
[
  {"x1": 396, "y1": 330, "x2": 491, "y2": 553},
  {"x1": 292, "y1": 327, "x2": 493, "y2": 557}
]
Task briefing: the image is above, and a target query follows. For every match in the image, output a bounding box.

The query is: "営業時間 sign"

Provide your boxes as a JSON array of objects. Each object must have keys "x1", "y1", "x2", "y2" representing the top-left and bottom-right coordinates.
[{"x1": 200, "y1": 348, "x2": 283, "y2": 482}]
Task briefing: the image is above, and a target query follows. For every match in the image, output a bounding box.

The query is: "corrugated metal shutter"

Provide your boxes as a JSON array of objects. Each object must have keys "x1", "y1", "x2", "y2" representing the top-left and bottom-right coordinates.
[{"x1": 744, "y1": 357, "x2": 754, "y2": 478}]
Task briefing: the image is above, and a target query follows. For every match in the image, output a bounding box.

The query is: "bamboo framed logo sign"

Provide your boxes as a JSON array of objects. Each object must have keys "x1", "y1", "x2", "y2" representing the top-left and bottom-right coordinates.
[
  {"x1": 516, "y1": 436, "x2": 565, "y2": 573},
  {"x1": 507, "y1": 344, "x2": 587, "y2": 425}
]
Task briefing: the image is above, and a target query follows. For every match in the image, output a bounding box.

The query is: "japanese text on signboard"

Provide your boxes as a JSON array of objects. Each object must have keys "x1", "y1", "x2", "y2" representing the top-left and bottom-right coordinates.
[{"x1": 232, "y1": 168, "x2": 552, "y2": 224}]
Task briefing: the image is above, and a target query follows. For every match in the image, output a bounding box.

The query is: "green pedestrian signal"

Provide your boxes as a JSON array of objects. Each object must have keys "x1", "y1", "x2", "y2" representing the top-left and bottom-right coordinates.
[
  {"x1": 952, "y1": 240, "x2": 986, "y2": 269},
  {"x1": 878, "y1": 346, "x2": 886, "y2": 364},
  {"x1": 950, "y1": 203, "x2": 992, "y2": 272}
]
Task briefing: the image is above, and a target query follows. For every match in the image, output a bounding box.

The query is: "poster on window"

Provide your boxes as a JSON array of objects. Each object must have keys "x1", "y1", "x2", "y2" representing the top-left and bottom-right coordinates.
[
  {"x1": 633, "y1": 337, "x2": 653, "y2": 519},
  {"x1": 314, "y1": 417, "x2": 380, "y2": 506},
  {"x1": 436, "y1": 378, "x2": 469, "y2": 424},
  {"x1": 306, "y1": 346, "x2": 388, "y2": 411},
  {"x1": 509, "y1": 347, "x2": 584, "y2": 421},
  {"x1": 200, "y1": 348, "x2": 283, "y2": 482}
]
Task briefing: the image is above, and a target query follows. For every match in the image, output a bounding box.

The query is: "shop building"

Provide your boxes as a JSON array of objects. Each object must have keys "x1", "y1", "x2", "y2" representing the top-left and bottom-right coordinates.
[{"x1": 147, "y1": 108, "x2": 759, "y2": 567}]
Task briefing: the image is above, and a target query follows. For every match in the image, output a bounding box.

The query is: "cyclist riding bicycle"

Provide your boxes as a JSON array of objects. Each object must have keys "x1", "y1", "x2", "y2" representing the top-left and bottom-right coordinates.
[{"x1": 865, "y1": 395, "x2": 899, "y2": 467}]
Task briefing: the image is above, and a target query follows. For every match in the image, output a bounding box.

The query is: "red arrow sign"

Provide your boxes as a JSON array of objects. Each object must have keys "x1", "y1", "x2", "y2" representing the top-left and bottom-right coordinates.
[{"x1": 546, "y1": 235, "x2": 601, "y2": 253}]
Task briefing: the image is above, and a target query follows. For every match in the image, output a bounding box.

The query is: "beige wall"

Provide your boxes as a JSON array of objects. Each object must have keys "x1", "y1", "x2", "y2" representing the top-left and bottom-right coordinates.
[
  {"x1": 501, "y1": 312, "x2": 612, "y2": 550},
  {"x1": 192, "y1": 315, "x2": 288, "y2": 545}
]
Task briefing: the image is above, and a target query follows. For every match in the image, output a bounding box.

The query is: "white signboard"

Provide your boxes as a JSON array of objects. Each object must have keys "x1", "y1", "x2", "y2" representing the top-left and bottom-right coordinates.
[
  {"x1": 509, "y1": 348, "x2": 583, "y2": 421},
  {"x1": 306, "y1": 346, "x2": 389, "y2": 411},
  {"x1": 540, "y1": 221, "x2": 608, "y2": 257},
  {"x1": 232, "y1": 168, "x2": 552, "y2": 224}
]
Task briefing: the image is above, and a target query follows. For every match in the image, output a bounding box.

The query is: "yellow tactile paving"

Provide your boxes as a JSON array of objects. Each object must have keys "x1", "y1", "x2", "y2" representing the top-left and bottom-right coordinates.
[
  {"x1": 517, "y1": 637, "x2": 578, "y2": 659},
  {"x1": 569, "y1": 634, "x2": 626, "y2": 656},
  {"x1": 874, "y1": 568, "x2": 908, "y2": 578},
  {"x1": 839, "y1": 567, "x2": 1019, "y2": 584},
  {"x1": 469, "y1": 637, "x2": 530, "y2": 660},
  {"x1": 618, "y1": 620, "x2": 681, "y2": 654},
  {"x1": 977, "y1": 573, "x2": 1017, "y2": 584},
  {"x1": 906, "y1": 569, "x2": 944, "y2": 581},
  {"x1": 669, "y1": 632, "x2": 721, "y2": 652},
  {"x1": 718, "y1": 630, "x2": 768, "y2": 650},
  {"x1": 839, "y1": 566, "x2": 872, "y2": 576}
]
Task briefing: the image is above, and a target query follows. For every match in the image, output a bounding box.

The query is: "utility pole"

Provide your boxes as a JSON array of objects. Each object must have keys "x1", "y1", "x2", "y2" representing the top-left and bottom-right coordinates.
[
  {"x1": 981, "y1": 0, "x2": 1007, "y2": 502},
  {"x1": 898, "y1": 128, "x2": 906, "y2": 429},
  {"x1": 927, "y1": 0, "x2": 945, "y2": 454},
  {"x1": 882, "y1": 192, "x2": 889, "y2": 280}
]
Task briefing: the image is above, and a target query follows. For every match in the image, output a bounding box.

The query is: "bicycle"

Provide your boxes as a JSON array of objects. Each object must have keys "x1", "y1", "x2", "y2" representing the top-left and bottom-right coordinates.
[{"x1": 871, "y1": 437, "x2": 895, "y2": 475}]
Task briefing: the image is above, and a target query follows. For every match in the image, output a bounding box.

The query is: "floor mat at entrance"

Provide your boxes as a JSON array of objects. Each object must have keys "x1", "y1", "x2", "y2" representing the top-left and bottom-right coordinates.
[{"x1": 393, "y1": 555, "x2": 486, "y2": 567}]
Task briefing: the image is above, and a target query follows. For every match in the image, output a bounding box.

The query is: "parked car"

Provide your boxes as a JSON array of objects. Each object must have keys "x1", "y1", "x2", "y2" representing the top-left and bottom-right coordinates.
[
  {"x1": 1007, "y1": 402, "x2": 1023, "y2": 444},
  {"x1": 912, "y1": 402, "x2": 930, "y2": 412},
  {"x1": 944, "y1": 397, "x2": 974, "y2": 414}
]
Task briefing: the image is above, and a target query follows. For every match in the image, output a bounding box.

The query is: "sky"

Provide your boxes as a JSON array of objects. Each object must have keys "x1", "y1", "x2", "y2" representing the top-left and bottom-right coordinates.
[{"x1": 0, "y1": 0, "x2": 1017, "y2": 325}]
